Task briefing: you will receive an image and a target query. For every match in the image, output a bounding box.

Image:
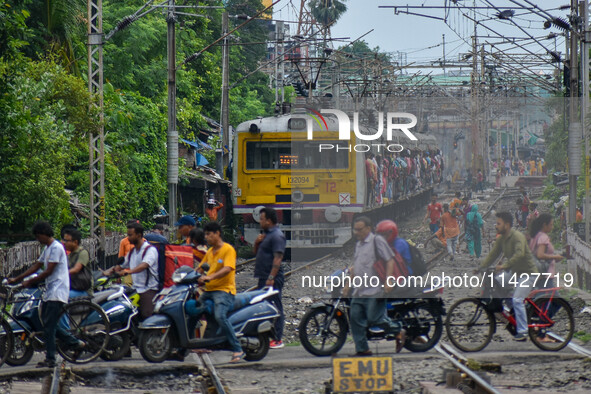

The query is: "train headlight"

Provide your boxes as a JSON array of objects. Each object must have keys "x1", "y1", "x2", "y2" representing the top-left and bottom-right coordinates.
[
  {"x1": 292, "y1": 190, "x2": 304, "y2": 203},
  {"x1": 325, "y1": 205, "x2": 342, "y2": 223},
  {"x1": 252, "y1": 206, "x2": 266, "y2": 223}
]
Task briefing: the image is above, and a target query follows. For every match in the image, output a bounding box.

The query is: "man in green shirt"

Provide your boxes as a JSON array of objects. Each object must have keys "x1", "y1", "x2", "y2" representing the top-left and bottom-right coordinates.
[
  {"x1": 479, "y1": 212, "x2": 538, "y2": 341},
  {"x1": 63, "y1": 229, "x2": 92, "y2": 297}
]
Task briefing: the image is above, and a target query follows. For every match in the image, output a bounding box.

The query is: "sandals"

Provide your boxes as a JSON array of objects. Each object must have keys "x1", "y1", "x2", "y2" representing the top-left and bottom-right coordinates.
[
  {"x1": 395, "y1": 329, "x2": 407, "y2": 353},
  {"x1": 229, "y1": 352, "x2": 245, "y2": 363},
  {"x1": 537, "y1": 335, "x2": 558, "y2": 343}
]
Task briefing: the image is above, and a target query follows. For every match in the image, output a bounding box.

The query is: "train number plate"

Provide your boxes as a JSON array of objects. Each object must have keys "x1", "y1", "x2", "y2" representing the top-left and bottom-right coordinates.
[{"x1": 280, "y1": 175, "x2": 314, "y2": 188}]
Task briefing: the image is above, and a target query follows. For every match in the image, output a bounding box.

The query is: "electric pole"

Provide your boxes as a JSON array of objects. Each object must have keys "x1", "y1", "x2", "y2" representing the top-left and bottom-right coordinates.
[
  {"x1": 167, "y1": 0, "x2": 179, "y2": 227},
  {"x1": 87, "y1": 0, "x2": 105, "y2": 265},
  {"x1": 220, "y1": 11, "x2": 229, "y2": 177},
  {"x1": 568, "y1": 0, "x2": 581, "y2": 227},
  {"x1": 582, "y1": 0, "x2": 590, "y2": 242}
]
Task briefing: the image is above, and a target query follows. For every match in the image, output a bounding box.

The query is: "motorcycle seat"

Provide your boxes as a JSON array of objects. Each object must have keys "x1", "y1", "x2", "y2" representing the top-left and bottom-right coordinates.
[{"x1": 92, "y1": 289, "x2": 119, "y2": 305}]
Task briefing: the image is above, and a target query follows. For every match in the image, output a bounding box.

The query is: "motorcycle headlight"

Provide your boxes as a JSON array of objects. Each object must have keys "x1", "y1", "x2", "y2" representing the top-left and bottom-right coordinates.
[
  {"x1": 172, "y1": 271, "x2": 188, "y2": 283},
  {"x1": 19, "y1": 300, "x2": 34, "y2": 315}
]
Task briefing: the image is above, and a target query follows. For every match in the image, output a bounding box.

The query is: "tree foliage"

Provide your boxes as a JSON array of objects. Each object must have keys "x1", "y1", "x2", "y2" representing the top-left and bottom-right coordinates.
[{"x1": 0, "y1": 0, "x2": 276, "y2": 236}]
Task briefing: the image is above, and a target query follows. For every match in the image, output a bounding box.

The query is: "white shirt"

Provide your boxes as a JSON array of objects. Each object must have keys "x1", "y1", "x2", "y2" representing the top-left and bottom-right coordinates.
[
  {"x1": 122, "y1": 241, "x2": 159, "y2": 293},
  {"x1": 39, "y1": 240, "x2": 70, "y2": 303}
]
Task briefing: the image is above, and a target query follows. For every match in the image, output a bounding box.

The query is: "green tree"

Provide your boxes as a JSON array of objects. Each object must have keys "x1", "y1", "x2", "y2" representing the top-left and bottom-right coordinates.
[{"x1": 309, "y1": 0, "x2": 348, "y2": 28}]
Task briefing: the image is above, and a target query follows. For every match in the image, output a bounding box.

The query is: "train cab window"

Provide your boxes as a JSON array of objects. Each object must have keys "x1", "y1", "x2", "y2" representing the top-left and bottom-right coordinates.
[{"x1": 246, "y1": 141, "x2": 348, "y2": 170}]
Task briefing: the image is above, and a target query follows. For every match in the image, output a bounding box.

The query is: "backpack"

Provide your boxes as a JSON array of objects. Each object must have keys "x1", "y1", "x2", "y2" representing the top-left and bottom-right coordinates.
[
  {"x1": 405, "y1": 240, "x2": 428, "y2": 276},
  {"x1": 373, "y1": 237, "x2": 409, "y2": 283},
  {"x1": 142, "y1": 234, "x2": 195, "y2": 289}
]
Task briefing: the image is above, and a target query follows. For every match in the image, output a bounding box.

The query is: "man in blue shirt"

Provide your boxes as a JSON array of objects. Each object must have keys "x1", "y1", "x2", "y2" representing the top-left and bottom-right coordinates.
[{"x1": 254, "y1": 207, "x2": 286, "y2": 349}]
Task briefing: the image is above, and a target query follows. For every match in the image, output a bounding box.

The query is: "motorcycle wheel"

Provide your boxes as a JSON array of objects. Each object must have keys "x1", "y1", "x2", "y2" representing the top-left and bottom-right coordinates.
[
  {"x1": 299, "y1": 308, "x2": 348, "y2": 357},
  {"x1": 139, "y1": 329, "x2": 172, "y2": 363},
  {"x1": 397, "y1": 304, "x2": 443, "y2": 352},
  {"x1": 243, "y1": 332, "x2": 270, "y2": 361},
  {"x1": 5, "y1": 333, "x2": 34, "y2": 366},
  {"x1": 100, "y1": 332, "x2": 131, "y2": 361}
]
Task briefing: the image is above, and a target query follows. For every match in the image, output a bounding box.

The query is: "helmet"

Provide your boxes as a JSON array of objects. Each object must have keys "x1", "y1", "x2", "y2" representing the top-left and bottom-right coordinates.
[{"x1": 376, "y1": 220, "x2": 398, "y2": 243}]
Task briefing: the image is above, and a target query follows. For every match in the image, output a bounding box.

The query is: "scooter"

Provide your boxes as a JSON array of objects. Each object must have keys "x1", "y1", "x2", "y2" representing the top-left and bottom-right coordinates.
[
  {"x1": 90, "y1": 271, "x2": 140, "y2": 361},
  {"x1": 138, "y1": 265, "x2": 280, "y2": 363}
]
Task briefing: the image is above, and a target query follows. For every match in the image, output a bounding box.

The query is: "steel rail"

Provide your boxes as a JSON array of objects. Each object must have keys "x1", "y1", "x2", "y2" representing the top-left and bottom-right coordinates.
[{"x1": 434, "y1": 343, "x2": 502, "y2": 394}]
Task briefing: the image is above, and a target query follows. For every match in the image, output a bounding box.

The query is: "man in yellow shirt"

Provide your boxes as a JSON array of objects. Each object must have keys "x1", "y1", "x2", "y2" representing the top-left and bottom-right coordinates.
[{"x1": 198, "y1": 221, "x2": 243, "y2": 363}]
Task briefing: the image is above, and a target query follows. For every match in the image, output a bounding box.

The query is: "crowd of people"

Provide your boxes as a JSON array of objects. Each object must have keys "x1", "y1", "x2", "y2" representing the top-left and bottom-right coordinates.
[
  {"x1": 9, "y1": 206, "x2": 287, "y2": 366},
  {"x1": 496, "y1": 156, "x2": 548, "y2": 177},
  {"x1": 365, "y1": 149, "x2": 444, "y2": 207}
]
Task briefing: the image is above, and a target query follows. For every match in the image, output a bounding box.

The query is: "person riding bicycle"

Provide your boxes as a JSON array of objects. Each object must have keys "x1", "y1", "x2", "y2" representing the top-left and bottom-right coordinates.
[{"x1": 477, "y1": 212, "x2": 538, "y2": 341}]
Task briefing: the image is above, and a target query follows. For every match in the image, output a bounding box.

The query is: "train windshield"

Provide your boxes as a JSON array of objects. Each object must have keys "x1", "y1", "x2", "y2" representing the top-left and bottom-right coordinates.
[{"x1": 246, "y1": 141, "x2": 349, "y2": 170}]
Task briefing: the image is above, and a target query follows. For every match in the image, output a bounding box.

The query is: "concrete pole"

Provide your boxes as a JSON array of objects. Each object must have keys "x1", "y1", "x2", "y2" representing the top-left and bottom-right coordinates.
[
  {"x1": 167, "y1": 0, "x2": 178, "y2": 226},
  {"x1": 583, "y1": 0, "x2": 590, "y2": 242},
  {"x1": 220, "y1": 12, "x2": 229, "y2": 176},
  {"x1": 569, "y1": 0, "x2": 581, "y2": 227}
]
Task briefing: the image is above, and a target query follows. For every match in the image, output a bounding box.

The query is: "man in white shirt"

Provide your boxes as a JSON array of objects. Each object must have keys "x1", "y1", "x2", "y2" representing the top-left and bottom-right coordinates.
[
  {"x1": 108, "y1": 221, "x2": 159, "y2": 320},
  {"x1": 9, "y1": 222, "x2": 84, "y2": 368}
]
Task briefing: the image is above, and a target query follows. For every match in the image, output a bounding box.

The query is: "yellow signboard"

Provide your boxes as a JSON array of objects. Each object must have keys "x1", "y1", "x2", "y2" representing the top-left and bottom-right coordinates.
[
  {"x1": 280, "y1": 175, "x2": 315, "y2": 188},
  {"x1": 332, "y1": 356, "x2": 393, "y2": 393}
]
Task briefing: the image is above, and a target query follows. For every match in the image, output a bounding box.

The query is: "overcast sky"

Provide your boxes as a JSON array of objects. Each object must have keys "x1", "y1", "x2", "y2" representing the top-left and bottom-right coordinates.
[{"x1": 276, "y1": 0, "x2": 571, "y2": 73}]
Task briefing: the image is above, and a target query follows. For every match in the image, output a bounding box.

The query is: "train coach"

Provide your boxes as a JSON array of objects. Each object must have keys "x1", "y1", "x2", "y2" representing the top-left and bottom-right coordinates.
[{"x1": 231, "y1": 112, "x2": 439, "y2": 250}]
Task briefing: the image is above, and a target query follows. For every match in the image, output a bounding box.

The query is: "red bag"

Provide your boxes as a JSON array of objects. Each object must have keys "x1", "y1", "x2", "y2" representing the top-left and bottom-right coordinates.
[
  {"x1": 163, "y1": 244, "x2": 195, "y2": 287},
  {"x1": 373, "y1": 237, "x2": 409, "y2": 282}
]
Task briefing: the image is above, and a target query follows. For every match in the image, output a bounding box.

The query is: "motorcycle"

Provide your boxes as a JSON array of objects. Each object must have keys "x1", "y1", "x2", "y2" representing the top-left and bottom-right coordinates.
[
  {"x1": 299, "y1": 270, "x2": 445, "y2": 356},
  {"x1": 2, "y1": 279, "x2": 110, "y2": 365},
  {"x1": 138, "y1": 265, "x2": 280, "y2": 363},
  {"x1": 91, "y1": 272, "x2": 140, "y2": 361}
]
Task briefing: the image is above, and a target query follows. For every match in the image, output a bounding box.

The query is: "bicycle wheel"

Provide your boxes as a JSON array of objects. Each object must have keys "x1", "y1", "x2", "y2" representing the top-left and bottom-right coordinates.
[
  {"x1": 0, "y1": 318, "x2": 14, "y2": 367},
  {"x1": 528, "y1": 297, "x2": 574, "y2": 351},
  {"x1": 445, "y1": 298, "x2": 495, "y2": 352},
  {"x1": 299, "y1": 307, "x2": 348, "y2": 357},
  {"x1": 57, "y1": 300, "x2": 110, "y2": 363}
]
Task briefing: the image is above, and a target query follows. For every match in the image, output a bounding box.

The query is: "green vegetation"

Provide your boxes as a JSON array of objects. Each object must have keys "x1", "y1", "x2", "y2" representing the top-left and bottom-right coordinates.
[
  {"x1": 0, "y1": 0, "x2": 275, "y2": 238},
  {"x1": 574, "y1": 330, "x2": 591, "y2": 344}
]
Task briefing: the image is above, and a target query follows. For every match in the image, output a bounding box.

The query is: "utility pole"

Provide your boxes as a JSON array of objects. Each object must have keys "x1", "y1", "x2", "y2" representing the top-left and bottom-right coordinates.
[
  {"x1": 220, "y1": 11, "x2": 229, "y2": 177},
  {"x1": 470, "y1": 32, "x2": 480, "y2": 176},
  {"x1": 442, "y1": 34, "x2": 446, "y2": 77},
  {"x1": 87, "y1": 0, "x2": 105, "y2": 265},
  {"x1": 167, "y1": 0, "x2": 179, "y2": 227},
  {"x1": 582, "y1": 0, "x2": 590, "y2": 242},
  {"x1": 568, "y1": 0, "x2": 582, "y2": 227}
]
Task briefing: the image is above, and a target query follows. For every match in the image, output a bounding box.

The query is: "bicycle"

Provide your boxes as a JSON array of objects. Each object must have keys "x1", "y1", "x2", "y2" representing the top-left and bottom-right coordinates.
[
  {"x1": 445, "y1": 269, "x2": 574, "y2": 352},
  {"x1": 0, "y1": 279, "x2": 111, "y2": 365}
]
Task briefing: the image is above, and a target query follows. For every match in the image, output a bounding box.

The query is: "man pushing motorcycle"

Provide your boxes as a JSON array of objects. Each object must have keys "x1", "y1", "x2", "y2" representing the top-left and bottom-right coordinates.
[
  {"x1": 197, "y1": 221, "x2": 244, "y2": 363},
  {"x1": 345, "y1": 216, "x2": 406, "y2": 356}
]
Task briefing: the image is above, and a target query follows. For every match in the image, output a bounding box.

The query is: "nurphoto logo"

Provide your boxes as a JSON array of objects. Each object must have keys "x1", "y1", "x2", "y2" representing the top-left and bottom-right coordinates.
[{"x1": 304, "y1": 109, "x2": 419, "y2": 153}]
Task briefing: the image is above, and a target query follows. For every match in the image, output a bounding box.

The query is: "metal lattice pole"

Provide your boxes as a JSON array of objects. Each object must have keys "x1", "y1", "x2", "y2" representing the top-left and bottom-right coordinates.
[{"x1": 88, "y1": 0, "x2": 106, "y2": 264}]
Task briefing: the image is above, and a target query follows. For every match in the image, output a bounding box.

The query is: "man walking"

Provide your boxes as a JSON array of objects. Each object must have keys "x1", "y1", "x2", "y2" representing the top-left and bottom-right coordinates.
[
  {"x1": 478, "y1": 212, "x2": 538, "y2": 341},
  {"x1": 9, "y1": 222, "x2": 84, "y2": 368},
  {"x1": 424, "y1": 195, "x2": 443, "y2": 234},
  {"x1": 108, "y1": 221, "x2": 159, "y2": 320},
  {"x1": 63, "y1": 228, "x2": 92, "y2": 298},
  {"x1": 346, "y1": 216, "x2": 405, "y2": 356},
  {"x1": 254, "y1": 207, "x2": 286, "y2": 349}
]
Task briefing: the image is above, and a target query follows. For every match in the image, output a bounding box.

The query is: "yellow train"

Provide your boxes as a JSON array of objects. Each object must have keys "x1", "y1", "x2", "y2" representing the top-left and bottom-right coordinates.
[{"x1": 232, "y1": 113, "x2": 439, "y2": 249}]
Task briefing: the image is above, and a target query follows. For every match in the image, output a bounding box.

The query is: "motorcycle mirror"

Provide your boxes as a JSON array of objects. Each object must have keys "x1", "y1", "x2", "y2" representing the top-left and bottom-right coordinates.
[{"x1": 201, "y1": 263, "x2": 210, "y2": 272}]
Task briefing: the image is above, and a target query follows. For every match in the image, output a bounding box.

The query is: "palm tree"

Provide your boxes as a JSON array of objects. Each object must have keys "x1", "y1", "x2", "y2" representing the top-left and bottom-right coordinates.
[
  {"x1": 308, "y1": 0, "x2": 348, "y2": 30},
  {"x1": 27, "y1": 0, "x2": 85, "y2": 75}
]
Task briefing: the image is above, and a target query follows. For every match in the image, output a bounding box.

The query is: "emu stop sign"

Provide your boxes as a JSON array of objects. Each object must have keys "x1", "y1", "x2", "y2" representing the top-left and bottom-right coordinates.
[{"x1": 332, "y1": 356, "x2": 393, "y2": 392}]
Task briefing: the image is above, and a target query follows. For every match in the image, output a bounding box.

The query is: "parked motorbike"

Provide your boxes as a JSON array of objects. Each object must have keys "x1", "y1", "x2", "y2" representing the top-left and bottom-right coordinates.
[
  {"x1": 299, "y1": 270, "x2": 445, "y2": 356},
  {"x1": 138, "y1": 265, "x2": 280, "y2": 363}
]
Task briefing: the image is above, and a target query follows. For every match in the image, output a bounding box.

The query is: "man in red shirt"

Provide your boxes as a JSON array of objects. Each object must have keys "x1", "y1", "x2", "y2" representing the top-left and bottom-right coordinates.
[{"x1": 424, "y1": 195, "x2": 443, "y2": 234}]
